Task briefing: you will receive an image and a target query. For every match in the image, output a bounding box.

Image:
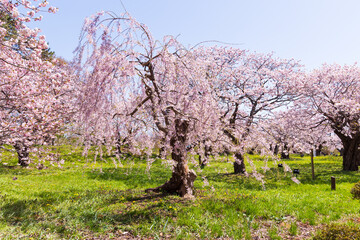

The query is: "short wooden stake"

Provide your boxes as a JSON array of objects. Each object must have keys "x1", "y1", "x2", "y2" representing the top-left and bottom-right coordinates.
[{"x1": 331, "y1": 176, "x2": 336, "y2": 190}]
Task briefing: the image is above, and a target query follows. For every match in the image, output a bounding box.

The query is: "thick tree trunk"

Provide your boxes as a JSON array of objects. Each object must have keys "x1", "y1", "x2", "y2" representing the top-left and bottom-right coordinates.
[
  {"x1": 337, "y1": 148, "x2": 344, "y2": 156},
  {"x1": 199, "y1": 145, "x2": 212, "y2": 168},
  {"x1": 234, "y1": 152, "x2": 246, "y2": 174},
  {"x1": 115, "y1": 137, "x2": 122, "y2": 156},
  {"x1": 280, "y1": 143, "x2": 290, "y2": 159},
  {"x1": 157, "y1": 137, "x2": 167, "y2": 158},
  {"x1": 223, "y1": 129, "x2": 247, "y2": 174},
  {"x1": 158, "y1": 145, "x2": 165, "y2": 158},
  {"x1": 146, "y1": 119, "x2": 196, "y2": 198},
  {"x1": 316, "y1": 144, "x2": 323, "y2": 156},
  {"x1": 342, "y1": 138, "x2": 360, "y2": 171},
  {"x1": 115, "y1": 135, "x2": 133, "y2": 157},
  {"x1": 280, "y1": 152, "x2": 290, "y2": 159},
  {"x1": 273, "y1": 144, "x2": 279, "y2": 155},
  {"x1": 14, "y1": 142, "x2": 30, "y2": 167}
]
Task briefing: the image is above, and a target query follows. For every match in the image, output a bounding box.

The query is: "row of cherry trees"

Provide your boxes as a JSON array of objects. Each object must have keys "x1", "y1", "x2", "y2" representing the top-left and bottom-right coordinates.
[
  {"x1": 2, "y1": 4, "x2": 359, "y2": 197},
  {"x1": 72, "y1": 12, "x2": 359, "y2": 197}
]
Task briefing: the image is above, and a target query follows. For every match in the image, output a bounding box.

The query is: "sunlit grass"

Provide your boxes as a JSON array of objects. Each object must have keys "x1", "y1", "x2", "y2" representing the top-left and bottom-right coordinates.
[{"x1": 0, "y1": 146, "x2": 359, "y2": 239}]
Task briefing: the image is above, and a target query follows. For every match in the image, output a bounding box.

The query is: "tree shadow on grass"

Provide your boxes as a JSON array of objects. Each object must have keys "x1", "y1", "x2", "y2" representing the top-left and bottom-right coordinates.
[
  {"x1": 0, "y1": 197, "x2": 58, "y2": 233},
  {"x1": 85, "y1": 166, "x2": 172, "y2": 189},
  {"x1": 0, "y1": 188, "x2": 185, "y2": 238},
  {"x1": 204, "y1": 172, "x2": 265, "y2": 191},
  {"x1": 75, "y1": 191, "x2": 180, "y2": 231},
  {"x1": 0, "y1": 165, "x2": 34, "y2": 176}
]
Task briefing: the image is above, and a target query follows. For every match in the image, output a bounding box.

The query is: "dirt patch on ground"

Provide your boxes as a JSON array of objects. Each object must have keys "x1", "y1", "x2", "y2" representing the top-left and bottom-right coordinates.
[{"x1": 251, "y1": 216, "x2": 318, "y2": 239}]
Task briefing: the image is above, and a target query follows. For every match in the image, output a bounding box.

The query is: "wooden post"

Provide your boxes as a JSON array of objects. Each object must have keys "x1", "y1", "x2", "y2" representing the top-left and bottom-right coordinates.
[
  {"x1": 311, "y1": 150, "x2": 315, "y2": 180},
  {"x1": 331, "y1": 176, "x2": 336, "y2": 190}
]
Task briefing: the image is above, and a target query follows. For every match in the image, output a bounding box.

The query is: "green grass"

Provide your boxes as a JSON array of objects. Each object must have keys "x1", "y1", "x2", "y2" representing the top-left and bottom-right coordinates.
[{"x1": 0, "y1": 147, "x2": 359, "y2": 239}]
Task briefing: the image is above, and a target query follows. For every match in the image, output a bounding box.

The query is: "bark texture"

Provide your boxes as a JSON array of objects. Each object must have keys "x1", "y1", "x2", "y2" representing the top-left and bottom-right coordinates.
[
  {"x1": 14, "y1": 142, "x2": 30, "y2": 166},
  {"x1": 146, "y1": 119, "x2": 196, "y2": 198},
  {"x1": 342, "y1": 138, "x2": 360, "y2": 171},
  {"x1": 333, "y1": 129, "x2": 360, "y2": 171},
  {"x1": 315, "y1": 144, "x2": 323, "y2": 156},
  {"x1": 280, "y1": 143, "x2": 290, "y2": 159},
  {"x1": 233, "y1": 152, "x2": 246, "y2": 174},
  {"x1": 198, "y1": 145, "x2": 212, "y2": 168},
  {"x1": 273, "y1": 144, "x2": 279, "y2": 155}
]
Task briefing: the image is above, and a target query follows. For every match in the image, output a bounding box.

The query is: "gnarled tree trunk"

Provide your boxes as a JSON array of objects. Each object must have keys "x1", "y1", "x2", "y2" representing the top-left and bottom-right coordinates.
[
  {"x1": 273, "y1": 144, "x2": 279, "y2": 155},
  {"x1": 158, "y1": 136, "x2": 166, "y2": 158},
  {"x1": 342, "y1": 138, "x2": 360, "y2": 171},
  {"x1": 234, "y1": 152, "x2": 246, "y2": 174},
  {"x1": 333, "y1": 129, "x2": 360, "y2": 171},
  {"x1": 146, "y1": 119, "x2": 196, "y2": 198},
  {"x1": 115, "y1": 137, "x2": 122, "y2": 156},
  {"x1": 280, "y1": 152, "x2": 290, "y2": 159},
  {"x1": 14, "y1": 142, "x2": 30, "y2": 167},
  {"x1": 316, "y1": 144, "x2": 323, "y2": 156},
  {"x1": 223, "y1": 130, "x2": 247, "y2": 174},
  {"x1": 280, "y1": 143, "x2": 290, "y2": 159},
  {"x1": 199, "y1": 144, "x2": 212, "y2": 168}
]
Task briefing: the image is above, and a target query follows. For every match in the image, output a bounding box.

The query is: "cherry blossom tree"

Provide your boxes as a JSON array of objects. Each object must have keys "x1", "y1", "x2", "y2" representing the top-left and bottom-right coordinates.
[
  {"x1": 262, "y1": 115, "x2": 295, "y2": 159},
  {"x1": 198, "y1": 48, "x2": 302, "y2": 173},
  {"x1": 298, "y1": 64, "x2": 360, "y2": 171},
  {"x1": 74, "y1": 12, "x2": 222, "y2": 198},
  {"x1": 0, "y1": 0, "x2": 75, "y2": 166},
  {"x1": 262, "y1": 109, "x2": 340, "y2": 158}
]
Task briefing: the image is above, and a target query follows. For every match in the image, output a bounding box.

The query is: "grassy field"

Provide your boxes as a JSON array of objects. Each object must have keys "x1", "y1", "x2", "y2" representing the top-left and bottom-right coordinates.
[{"x1": 0, "y1": 146, "x2": 359, "y2": 239}]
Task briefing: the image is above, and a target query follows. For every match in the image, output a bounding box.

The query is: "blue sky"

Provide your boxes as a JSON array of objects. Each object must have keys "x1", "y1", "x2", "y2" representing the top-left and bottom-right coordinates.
[{"x1": 29, "y1": 0, "x2": 360, "y2": 70}]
